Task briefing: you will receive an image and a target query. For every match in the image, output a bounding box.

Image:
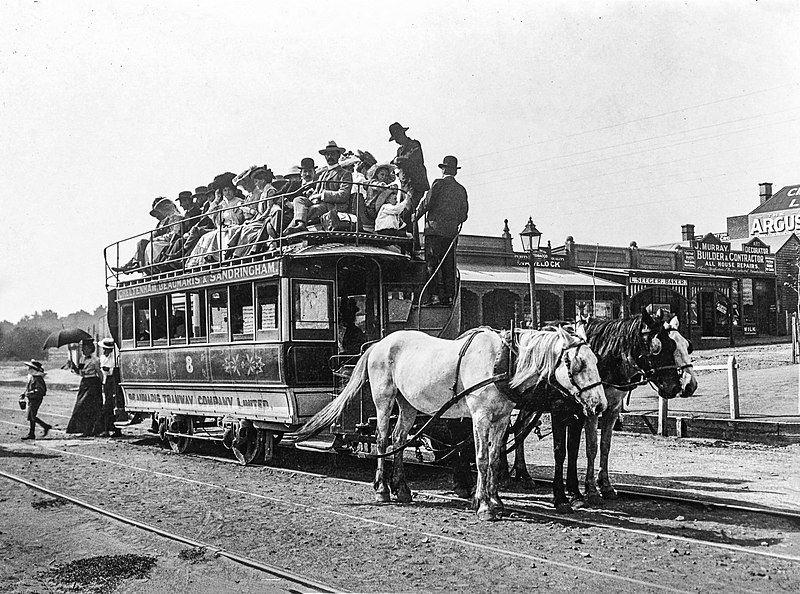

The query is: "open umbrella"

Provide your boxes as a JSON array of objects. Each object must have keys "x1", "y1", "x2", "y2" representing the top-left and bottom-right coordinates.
[{"x1": 42, "y1": 328, "x2": 92, "y2": 350}]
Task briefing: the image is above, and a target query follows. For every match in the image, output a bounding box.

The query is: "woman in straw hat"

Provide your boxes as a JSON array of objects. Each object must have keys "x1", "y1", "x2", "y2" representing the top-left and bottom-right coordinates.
[{"x1": 20, "y1": 360, "x2": 52, "y2": 440}]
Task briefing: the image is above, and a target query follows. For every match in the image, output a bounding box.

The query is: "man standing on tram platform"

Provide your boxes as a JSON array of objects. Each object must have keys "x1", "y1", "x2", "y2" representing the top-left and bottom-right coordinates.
[
  {"x1": 414, "y1": 155, "x2": 468, "y2": 307},
  {"x1": 389, "y1": 122, "x2": 430, "y2": 252}
]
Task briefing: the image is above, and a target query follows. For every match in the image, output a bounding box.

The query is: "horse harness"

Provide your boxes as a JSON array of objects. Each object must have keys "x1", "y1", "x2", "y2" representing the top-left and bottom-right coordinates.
[{"x1": 373, "y1": 327, "x2": 601, "y2": 459}]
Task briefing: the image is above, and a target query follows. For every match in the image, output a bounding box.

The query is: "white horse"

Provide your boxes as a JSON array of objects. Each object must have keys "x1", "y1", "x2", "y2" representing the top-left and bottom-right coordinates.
[{"x1": 294, "y1": 326, "x2": 607, "y2": 521}]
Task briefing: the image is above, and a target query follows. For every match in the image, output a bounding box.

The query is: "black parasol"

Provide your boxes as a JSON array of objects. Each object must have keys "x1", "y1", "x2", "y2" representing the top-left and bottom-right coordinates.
[{"x1": 42, "y1": 328, "x2": 93, "y2": 350}]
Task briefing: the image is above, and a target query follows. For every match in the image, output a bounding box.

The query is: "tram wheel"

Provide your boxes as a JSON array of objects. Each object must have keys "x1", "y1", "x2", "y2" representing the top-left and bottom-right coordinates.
[
  {"x1": 233, "y1": 427, "x2": 264, "y2": 466},
  {"x1": 167, "y1": 416, "x2": 193, "y2": 454}
]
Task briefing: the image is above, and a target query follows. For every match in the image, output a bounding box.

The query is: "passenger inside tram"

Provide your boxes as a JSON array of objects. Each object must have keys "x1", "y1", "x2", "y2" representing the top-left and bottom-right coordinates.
[{"x1": 338, "y1": 297, "x2": 367, "y2": 355}]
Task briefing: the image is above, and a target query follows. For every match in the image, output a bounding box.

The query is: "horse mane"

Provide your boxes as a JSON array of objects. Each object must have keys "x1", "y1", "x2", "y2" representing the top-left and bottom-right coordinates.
[
  {"x1": 509, "y1": 328, "x2": 577, "y2": 390},
  {"x1": 585, "y1": 314, "x2": 645, "y2": 368}
]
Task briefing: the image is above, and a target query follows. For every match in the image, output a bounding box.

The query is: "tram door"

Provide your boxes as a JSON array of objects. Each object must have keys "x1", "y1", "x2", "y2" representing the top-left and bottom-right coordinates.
[{"x1": 335, "y1": 257, "x2": 382, "y2": 354}]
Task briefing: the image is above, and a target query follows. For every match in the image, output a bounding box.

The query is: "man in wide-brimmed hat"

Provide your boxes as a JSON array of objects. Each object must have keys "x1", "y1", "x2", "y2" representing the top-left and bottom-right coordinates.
[
  {"x1": 414, "y1": 155, "x2": 468, "y2": 306},
  {"x1": 285, "y1": 141, "x2": 353, "y2": 233},
  {"x1": 20, "y1": 360, "x2": 52, "y2": 440},
  {"x1": 388, "y1": 122, "x2": 430, "y2": 251}
]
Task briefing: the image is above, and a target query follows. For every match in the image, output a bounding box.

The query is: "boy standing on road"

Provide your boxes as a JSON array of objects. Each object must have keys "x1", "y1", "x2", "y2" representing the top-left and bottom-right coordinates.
[{"x1": 20, "y1": 360, "x2": 52, "y2": 440}]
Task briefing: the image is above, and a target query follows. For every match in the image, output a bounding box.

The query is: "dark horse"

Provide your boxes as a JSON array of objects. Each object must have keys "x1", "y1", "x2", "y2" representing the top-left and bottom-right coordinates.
[{"x1": 508, "y1": 310, "x2": 697, "y2": 512}]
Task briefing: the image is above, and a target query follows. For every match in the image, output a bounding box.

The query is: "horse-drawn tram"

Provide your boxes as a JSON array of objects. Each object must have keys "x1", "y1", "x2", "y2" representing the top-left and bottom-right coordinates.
[{"x1": 104, "y1": 183, "x2": 461, "y2": 464}]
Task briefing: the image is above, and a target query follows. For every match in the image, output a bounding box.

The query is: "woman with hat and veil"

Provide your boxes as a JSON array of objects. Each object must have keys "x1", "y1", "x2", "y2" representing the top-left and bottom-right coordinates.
[{"x1": 66, "y1": 339, "x2": 105, "y2": 437}]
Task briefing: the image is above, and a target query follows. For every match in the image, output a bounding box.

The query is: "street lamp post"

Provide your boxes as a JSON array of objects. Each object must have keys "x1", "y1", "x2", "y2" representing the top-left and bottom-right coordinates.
[{"x1": 520, "y1": 217, "x2": 542, "y2": 329}]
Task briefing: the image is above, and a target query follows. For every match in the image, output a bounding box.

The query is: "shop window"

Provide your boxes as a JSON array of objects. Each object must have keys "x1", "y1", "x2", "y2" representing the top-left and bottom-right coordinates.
[
  {"x1": 292, "y1": 280, "x2": 334, "y2": 341},
  {"x1": 256, "y1": 281, "x2": 280, "y2": 341},
  {"x1": 209, "y1": 288, "x2": 229, "y2": 342},
  {"x1": 187, "y1": 290, "x2": 207, "y2": 343},
  {"x1": 169, "y1": 293, "x2": 187, "y2": 344},
  {"x1": 120, "y1": 303, "x2": 134, "y2": 347},
  {"x1": 134, "y1": 299, "x2": 151, "y2": 347},
  {"x1": 230, "y1": 283, "x2": 254, "y2": 341},
  {"x1": 151, "y1": 295, "x2": 168, "y2": 345}
]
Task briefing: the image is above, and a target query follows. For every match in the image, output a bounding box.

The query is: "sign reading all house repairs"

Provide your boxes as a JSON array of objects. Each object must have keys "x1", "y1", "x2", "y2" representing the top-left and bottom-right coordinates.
[{"x1": 680, "y1": 234, "x2": 775, "y2": 275}]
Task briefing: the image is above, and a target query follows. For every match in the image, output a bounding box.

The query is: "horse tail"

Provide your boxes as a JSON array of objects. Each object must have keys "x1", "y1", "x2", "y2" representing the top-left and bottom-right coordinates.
[{"x1": 291, "y1": 343, "x2": 375, "y2": 442}]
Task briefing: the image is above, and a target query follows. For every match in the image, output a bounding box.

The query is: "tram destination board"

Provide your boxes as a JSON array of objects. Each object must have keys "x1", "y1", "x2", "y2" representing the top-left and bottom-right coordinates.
[{"x1": 117, "y1": 261, "x2": 280, "y2": 299}]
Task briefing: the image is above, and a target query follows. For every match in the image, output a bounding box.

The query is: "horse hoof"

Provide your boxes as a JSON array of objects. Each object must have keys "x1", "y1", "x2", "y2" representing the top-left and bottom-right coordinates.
[
  {"x1": 454, "y1": 487, "x2": 472, "y2": 500},
  {"x1": 555, "y1": 502, "x2": 574, "y2": 514},
  {"x1": 570, "y1": 497, "x2": 586, "y2": 510},
  {"x1": 396, "y1": 490, "x2": 413, "y2": 504},
  {"x1": 375, "y1": 492, "x2": 390, "y2": 503},
  {"x1": 477, "y1": 509, "x2": 498, "y2": 522},
  {"x1": 586, "y1": 492, "x2": 604, "y2": 507},
  {"x1": 601, "y1": 489, "x2": 619, "y2": 500}
]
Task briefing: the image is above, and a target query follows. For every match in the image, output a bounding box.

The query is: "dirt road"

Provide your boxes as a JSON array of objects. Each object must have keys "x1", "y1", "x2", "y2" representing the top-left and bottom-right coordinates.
[{"x1": 1, "y1": 385, "x2": 799, "y2": 593}]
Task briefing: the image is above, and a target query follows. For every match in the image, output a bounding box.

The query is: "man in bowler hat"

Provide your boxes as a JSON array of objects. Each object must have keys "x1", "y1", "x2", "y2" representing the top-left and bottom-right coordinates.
[
  {"x1": 414, "y1": 155, "x2": 468, "y2": 306},
  {"x1": 389, "y1": 122, "x2": 430, "y2": 251}
]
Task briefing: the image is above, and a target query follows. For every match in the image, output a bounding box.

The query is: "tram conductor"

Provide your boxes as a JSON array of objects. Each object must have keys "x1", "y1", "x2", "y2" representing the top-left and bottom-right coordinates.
[{"x1": 414, "y1": 155, "x2": 468, "y2": 307}]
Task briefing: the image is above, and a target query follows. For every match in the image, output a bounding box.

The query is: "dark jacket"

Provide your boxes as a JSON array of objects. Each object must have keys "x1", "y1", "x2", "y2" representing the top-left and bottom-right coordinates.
[
  {"x1": 395, "y1": 139, "x2": 430, "y2": 192},
  {"x1": 318, "y1": 166, "x2": 353, "y2": 210},
  {"x1": 24, "y1": 375, "x2": 47, "y2": 399},
  {"x1": 416, "y1": 175, "x2": 468, "y2": 237}
]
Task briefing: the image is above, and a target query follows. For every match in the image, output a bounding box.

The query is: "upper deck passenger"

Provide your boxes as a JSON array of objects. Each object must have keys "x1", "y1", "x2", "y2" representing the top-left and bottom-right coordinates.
[
  {"x1": 284, "y1": 141, "x2": 353, "y2": 234},
  {"x1": 113, "y1": 197, "x2": 183, "y2": 273}
]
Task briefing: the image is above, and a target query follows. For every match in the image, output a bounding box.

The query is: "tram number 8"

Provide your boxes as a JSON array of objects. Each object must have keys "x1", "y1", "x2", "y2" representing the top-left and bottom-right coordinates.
[{"x1": 185, "y1": 356, "x2": 194, "y2": 373}]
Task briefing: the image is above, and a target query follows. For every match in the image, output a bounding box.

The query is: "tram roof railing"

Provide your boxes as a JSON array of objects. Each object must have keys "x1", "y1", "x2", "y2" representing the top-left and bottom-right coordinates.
[{"x1": 104, "y1": 181, "x2": 414, "y2": 291}]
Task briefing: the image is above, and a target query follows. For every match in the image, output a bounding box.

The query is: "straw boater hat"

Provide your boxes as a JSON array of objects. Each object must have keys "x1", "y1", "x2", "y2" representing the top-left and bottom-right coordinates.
[
  {"x1": 319, "y1": 140, "x2": 346, "y2": 156},
  {"x1": 99, "y1": 338, "x2": 115, "y2": 350},
  {"x1": 285, "y1": 165, "x2": 302, "y2": 178},
  {"x1": 24, "y1": 360, "x2": 45, "y2": 373}
]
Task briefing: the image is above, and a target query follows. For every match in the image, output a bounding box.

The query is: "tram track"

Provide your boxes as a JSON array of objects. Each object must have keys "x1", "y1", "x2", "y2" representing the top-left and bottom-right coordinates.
[
  {"x1": 5, "y1": 443, "x2": 697, "y2": 594},
  {"x1": 25, "y1": 440, "x2": 800, "y2": 569},
  {"x1": 0, "y1": 468, "x2": 343, "y2": 594}
]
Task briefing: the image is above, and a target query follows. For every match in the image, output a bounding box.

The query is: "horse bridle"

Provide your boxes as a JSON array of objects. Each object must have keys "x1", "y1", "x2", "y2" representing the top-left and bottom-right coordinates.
[
  {"x1": 645, "y1": 327, "x2": 694, "y2": 376},
  {"x1": 549, "y1": 340, "x2": 604, "y2": 404}
]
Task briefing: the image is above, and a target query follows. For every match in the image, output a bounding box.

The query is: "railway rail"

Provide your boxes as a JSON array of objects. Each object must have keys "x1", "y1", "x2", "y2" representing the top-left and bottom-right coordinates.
[
  {"x1": 0, "y1": 468, "x2": 342, "y2": 594},
  {"x1": 24, "y1": 438, "x2": 800, "y2": 567}
]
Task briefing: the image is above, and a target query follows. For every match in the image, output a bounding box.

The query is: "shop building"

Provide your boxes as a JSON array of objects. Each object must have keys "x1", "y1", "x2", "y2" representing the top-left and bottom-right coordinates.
[{"x1": 726, "y1": 182, "x2": 800, "y2": 334}]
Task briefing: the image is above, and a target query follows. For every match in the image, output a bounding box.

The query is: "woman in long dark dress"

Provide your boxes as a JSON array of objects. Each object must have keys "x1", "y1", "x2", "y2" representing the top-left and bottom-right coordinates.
[{"x1": 66, "y1": 339, "x2": 104, "y2": 437}]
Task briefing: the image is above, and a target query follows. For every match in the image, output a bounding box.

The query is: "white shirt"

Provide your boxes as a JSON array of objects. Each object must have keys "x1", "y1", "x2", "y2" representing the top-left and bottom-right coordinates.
[
  {"x1": 100, "y1": 349, "x2": 118, "y2": 382},
  {"x1": 375, "y1": 197, "x2": 409, "y2": 232}
]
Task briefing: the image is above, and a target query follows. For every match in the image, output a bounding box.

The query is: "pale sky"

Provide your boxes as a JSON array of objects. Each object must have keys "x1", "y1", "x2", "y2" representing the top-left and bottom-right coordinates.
[{"x1": 2, "y1": 1, "x2": 800, "y2": 323}]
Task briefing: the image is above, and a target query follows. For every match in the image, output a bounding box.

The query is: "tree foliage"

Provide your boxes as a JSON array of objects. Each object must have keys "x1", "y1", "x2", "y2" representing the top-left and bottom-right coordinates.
[{"x1": 0, "y1": 306, "x2": 107, "y2": 361}]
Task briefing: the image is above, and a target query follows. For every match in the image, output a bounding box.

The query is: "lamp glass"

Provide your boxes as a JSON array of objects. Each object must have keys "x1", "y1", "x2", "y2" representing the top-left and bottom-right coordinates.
[{"x1": 520, "y1": 217, "x2": 542, "y2": 252}]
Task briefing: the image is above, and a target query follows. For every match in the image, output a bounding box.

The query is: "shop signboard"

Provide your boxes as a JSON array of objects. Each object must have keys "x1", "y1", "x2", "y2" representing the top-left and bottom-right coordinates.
[
  {"x1": 513, "y1": 252, "x2": 566, "y2": 269},
  {"x1": 681, "y1": 235, "x2": 775, "y2": 275}
]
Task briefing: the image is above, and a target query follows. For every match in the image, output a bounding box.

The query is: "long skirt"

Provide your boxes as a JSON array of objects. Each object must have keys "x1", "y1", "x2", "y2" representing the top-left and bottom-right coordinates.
[{"x1": 66, "y1": 377, "x2": 103, "y2": 435}]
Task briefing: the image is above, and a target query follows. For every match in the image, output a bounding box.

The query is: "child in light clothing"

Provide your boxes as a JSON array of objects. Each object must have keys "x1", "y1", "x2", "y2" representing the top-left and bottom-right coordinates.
[{"x1": 374, "y1": 190, "x2": 410, "y2": 237}]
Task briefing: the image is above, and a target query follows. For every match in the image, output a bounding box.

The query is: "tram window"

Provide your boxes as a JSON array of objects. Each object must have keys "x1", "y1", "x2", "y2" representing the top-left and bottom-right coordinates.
[
  {"x1": 387, "y1": 289, "x2": 414, "y2": 323},
  {"x1": 209, "y1": 288, "x2": 229, "y2": 342},
  {"x1": 169, "y1": 293, "x2": 187, "y2": 344},
  {"x1": 292, "y1": 280, "x2": 334, "y2": 340},
  {"x1": 134, "y1": 299, "x2": 151, "y2": 347},
  {"x1": 255, "y1": 281, "x2": 280, "y2": 340},
  {"x1": 230, "y1": 283, "x2": 254, "y2": 341},
  {"x1": 187, "y1": 290, "x2": 207, "y2": 343},
  {"x1": 151, "y1": 295, "x2": 168, "y2": 345},
  {"x1": 120, "y1": 303, "x2": 134, "y2": 343}
]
